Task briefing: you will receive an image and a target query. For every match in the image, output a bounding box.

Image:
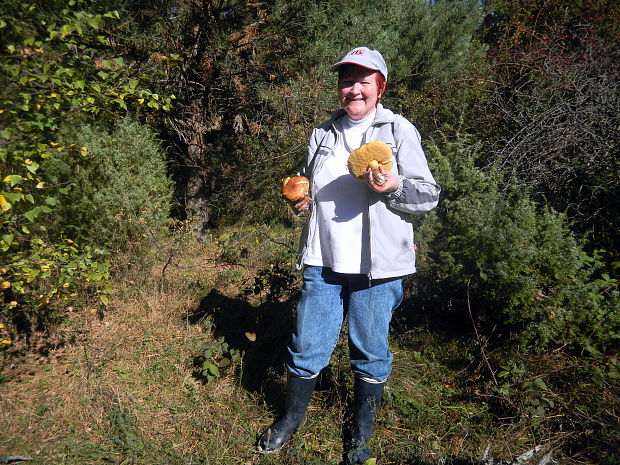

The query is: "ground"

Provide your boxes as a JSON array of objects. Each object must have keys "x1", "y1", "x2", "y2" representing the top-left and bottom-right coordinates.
[{"x1": 1, "y1": 225, "x2": 617, "y2": 464}]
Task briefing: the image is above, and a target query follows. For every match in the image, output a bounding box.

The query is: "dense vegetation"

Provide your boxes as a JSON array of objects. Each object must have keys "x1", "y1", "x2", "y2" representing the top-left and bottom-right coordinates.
[{"x1": 1, "y1": 0, "x2": 618, "y2": 463}]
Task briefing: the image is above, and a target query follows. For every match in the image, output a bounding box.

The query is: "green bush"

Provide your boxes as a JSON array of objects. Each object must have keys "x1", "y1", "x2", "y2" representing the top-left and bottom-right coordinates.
[
  {"x1": 42, "y1": 118, "x2": 174, "y2": 253},
  {"x1": 413, "y1": 135, "x2": 619, "y2": 352}
]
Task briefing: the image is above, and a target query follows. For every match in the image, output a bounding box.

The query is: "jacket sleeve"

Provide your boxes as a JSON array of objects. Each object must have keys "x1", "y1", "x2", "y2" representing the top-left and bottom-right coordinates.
[
  {"x1": 299, "y1": 128, "x2": 319, "y2": 179},
  {"x1": 386, "y1": 116, "x2": 440, "y2": 214}
]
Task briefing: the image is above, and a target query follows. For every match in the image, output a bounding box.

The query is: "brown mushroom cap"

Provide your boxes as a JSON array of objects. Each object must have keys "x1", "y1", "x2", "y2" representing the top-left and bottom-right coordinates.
[
  {"x1": 347, "y1": 141, "x2": 393, "y2": 180},
  {"x1": 281, "y1": 176, "x2": 310, "y2": 202}
]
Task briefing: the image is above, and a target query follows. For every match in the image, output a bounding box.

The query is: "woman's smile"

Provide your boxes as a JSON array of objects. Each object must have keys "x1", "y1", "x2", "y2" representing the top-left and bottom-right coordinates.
[{"x1": 338, "y1": 66, "x2": 382, "y2": 121}]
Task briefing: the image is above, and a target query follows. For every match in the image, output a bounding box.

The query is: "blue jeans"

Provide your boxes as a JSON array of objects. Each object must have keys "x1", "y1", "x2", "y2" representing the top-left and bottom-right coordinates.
[{"x1": 286, "y1": 266, "x2": 403, "y2": 381}]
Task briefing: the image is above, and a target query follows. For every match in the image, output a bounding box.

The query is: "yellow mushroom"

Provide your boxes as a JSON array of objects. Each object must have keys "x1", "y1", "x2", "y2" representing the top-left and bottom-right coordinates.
[{"x1": 347, "y1": 141, "x2": 393, "y2": 185}]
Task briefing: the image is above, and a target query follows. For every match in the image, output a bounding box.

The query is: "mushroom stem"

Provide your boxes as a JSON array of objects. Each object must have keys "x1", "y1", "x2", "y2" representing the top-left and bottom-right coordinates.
[
  {"x1": 368, "y1": 160, "x2": 386, "y2": 185},
  {"x1": 372, "y1": 169, "x2": 386, "y2": 185}
]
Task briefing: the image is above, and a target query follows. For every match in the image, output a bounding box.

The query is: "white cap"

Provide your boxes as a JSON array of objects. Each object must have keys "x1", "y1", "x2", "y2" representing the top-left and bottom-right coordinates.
[{"x1": 330, "y1": 47, "x2": 388, "y2": 81}]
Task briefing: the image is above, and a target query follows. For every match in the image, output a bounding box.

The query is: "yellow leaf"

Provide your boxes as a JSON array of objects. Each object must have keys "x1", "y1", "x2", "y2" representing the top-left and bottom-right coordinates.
[
  {"x1": 244, "y1": 332, "x2": 257, "y2": 342},
  {"x1": 1, "y1": 281, "x2": 11, "y2": 289},
  {"x1": 138, "y1": 98, "x2": 144, "y2": 104},
  {"x1": 2, "y1": 339, "x2": 11, "y2": 344},
  {"x1": 63, "y1": 283, "x2": 70, "y2": 288},
  {"x1": 36, "y1": 182, "x2": 45, "y2": 189},
  {"x1": 24, "y1": 159, "x2": 32, "y2": 164}
]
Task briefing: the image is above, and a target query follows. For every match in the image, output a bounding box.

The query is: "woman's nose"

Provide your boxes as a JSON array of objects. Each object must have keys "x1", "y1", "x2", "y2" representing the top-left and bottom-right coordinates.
[{"x1": 348, "y1": 83, "x2": 362, "y2": 93}]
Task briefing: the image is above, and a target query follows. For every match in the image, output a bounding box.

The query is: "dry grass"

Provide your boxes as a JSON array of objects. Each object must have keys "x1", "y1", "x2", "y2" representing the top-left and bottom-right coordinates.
[{"x1": 1, "y1": 224, "x2": 618, "y2": 465}]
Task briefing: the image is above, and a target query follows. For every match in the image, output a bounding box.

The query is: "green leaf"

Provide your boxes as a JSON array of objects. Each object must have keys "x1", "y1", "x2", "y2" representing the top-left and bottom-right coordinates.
[
  {"x1": 104, "y1": 10, "x2": 120, "y2": 19},
  {"x1": 2, "y1": 192, "x2": 22, "y2": 203},
  {"x1": 533, "y1": 378, "x2": 547, "y2": 390},
  {"x1": 87, "y1": 15, "x2": 101, "y2": 29},
  {"x1": 100, "y1": 294, "x2": 109, "y2": 305},
  {"x1": 4, "y1": 175, "x2": 24, "y2": 187},
  {"x1": 202, "y1": 361, "x2": 220, "y2": 378},
  {"x1": 24, "y1": 208, "x2": 40, "y2": 221},
  {"x1": 26, "y1": 161, "x2": 40, "y2": 174}
]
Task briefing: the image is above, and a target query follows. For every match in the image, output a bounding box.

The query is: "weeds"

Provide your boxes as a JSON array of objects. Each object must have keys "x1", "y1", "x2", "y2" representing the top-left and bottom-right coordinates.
[{"x1": 0, "y1": 225, "x2": 617, "y2": 465}]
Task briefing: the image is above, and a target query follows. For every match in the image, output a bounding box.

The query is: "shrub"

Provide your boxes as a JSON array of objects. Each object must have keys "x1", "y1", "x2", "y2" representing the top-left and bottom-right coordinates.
[
  {"x1": 412, "y1": 135, "x2": 619, "y2": 352},
  {"x1": 42, "y1": 118, "x2": 174, "y2": 254}
]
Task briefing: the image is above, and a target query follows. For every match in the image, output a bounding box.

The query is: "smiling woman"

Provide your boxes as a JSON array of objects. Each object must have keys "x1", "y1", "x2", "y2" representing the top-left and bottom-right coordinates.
[
  {"x1": 257, "y1": 46, "x2": 440, "y2": 464},
  {"x1": 337, "y1": 65, "x2": 386, "y2": 121}
]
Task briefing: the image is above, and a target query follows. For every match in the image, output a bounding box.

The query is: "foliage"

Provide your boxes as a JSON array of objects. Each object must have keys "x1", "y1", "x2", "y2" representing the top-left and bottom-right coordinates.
[
  {"x1": 479, "y1": 0, "x2": 620, "y2": 255},
  {"x1": 42, "y1": 118, "x2": 174, "y2": 253},
  {"x1": 413, "y1": 134, "x2": 619, "y2": 352},
  {"x1": 192, "y1": 336, "x2": 242, "y2": 383},
  {"x1": 0, "y1": 0, "x2": 172, "y2": 346},
  {"x1": 101, "y1": 0, "x2": 486, "y2": 227},
  {"x1": 0, "y1": 239, "x2": 110, "y2": 345}
]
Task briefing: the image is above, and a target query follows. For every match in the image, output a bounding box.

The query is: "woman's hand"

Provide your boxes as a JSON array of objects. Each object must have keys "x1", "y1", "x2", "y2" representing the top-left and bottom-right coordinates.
[
  {"x1": 291, "y1": 195, "x2": 311, "y2": 214},
  {"x1": 365, "y1": 166, "x2": 398, "y2": 194}
]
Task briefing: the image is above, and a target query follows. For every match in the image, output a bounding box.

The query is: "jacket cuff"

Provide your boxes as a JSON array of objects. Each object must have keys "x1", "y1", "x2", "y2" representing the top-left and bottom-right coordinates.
[{"x1": 385, "y1": 176, "x2": 404, "y2": 201}]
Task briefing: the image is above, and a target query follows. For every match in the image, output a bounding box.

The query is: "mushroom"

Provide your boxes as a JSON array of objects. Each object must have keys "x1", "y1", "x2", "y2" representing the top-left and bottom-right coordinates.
[
  {"x1": 281, "y1": 176, "x2": 310, "y2": 202},
  {"x1": 347, "y1": 141, "x2": 393, "y2": 185}
]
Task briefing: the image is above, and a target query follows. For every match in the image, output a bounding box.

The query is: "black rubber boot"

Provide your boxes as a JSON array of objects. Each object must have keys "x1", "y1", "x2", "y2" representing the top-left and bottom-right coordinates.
[
  {"x1": 257, "y1": 374, "x2": 317, "y2": 453},
  {"x1": 346, "y1": 377, "x2": 385, "y2": 465}
]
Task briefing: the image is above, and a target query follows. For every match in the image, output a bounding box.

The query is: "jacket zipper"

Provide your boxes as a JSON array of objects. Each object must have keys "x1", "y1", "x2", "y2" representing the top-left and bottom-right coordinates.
[{"x1": 363, "y1": 125, "x2": 374, "y2": 286}]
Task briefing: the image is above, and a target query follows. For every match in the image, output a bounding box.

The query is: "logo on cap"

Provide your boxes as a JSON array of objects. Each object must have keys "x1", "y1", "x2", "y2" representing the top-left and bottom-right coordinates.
[{"x1": 350, "y1": 50, "x2": 364, "y2": 55}]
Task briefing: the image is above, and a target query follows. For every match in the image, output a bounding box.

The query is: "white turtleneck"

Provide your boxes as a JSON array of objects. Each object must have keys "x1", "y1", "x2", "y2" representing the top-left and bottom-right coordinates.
[{"x1": 303, "y1": 110, "x2": 376, "y2": 274}]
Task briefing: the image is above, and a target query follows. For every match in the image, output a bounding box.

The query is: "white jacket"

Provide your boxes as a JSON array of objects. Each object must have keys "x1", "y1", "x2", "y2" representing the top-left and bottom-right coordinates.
[{"x1": 297, "y1": 104, "x2": 440, "y2": 280}]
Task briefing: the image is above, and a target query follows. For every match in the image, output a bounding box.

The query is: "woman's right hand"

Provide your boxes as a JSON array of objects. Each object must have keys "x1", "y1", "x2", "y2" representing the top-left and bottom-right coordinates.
[{"x1": 291, "y1": 195, "x2": 311, "y2": 214}]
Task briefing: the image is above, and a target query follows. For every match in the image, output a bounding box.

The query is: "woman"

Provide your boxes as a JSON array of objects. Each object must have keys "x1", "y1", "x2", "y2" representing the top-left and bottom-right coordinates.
[{"x1": 258, "y1": 46, "x2": 440, "y2": 464}]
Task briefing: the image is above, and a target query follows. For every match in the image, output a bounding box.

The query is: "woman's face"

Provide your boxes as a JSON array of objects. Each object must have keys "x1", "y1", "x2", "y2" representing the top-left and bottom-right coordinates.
[{"x1": 338, "y1": 66, "x2": 383, "y2": 121}]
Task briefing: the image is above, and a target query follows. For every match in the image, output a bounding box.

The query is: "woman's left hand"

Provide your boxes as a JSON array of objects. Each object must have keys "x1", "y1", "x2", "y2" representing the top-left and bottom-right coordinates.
[{"x1": 365, "y1": 166, "x2": 399, "y2": 194}]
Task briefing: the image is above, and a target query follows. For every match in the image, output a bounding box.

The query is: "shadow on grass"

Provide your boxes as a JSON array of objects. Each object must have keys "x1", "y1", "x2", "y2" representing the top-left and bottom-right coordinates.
[{"x1": 187, "y1": 288, "x2": 297, "y2": 403}]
